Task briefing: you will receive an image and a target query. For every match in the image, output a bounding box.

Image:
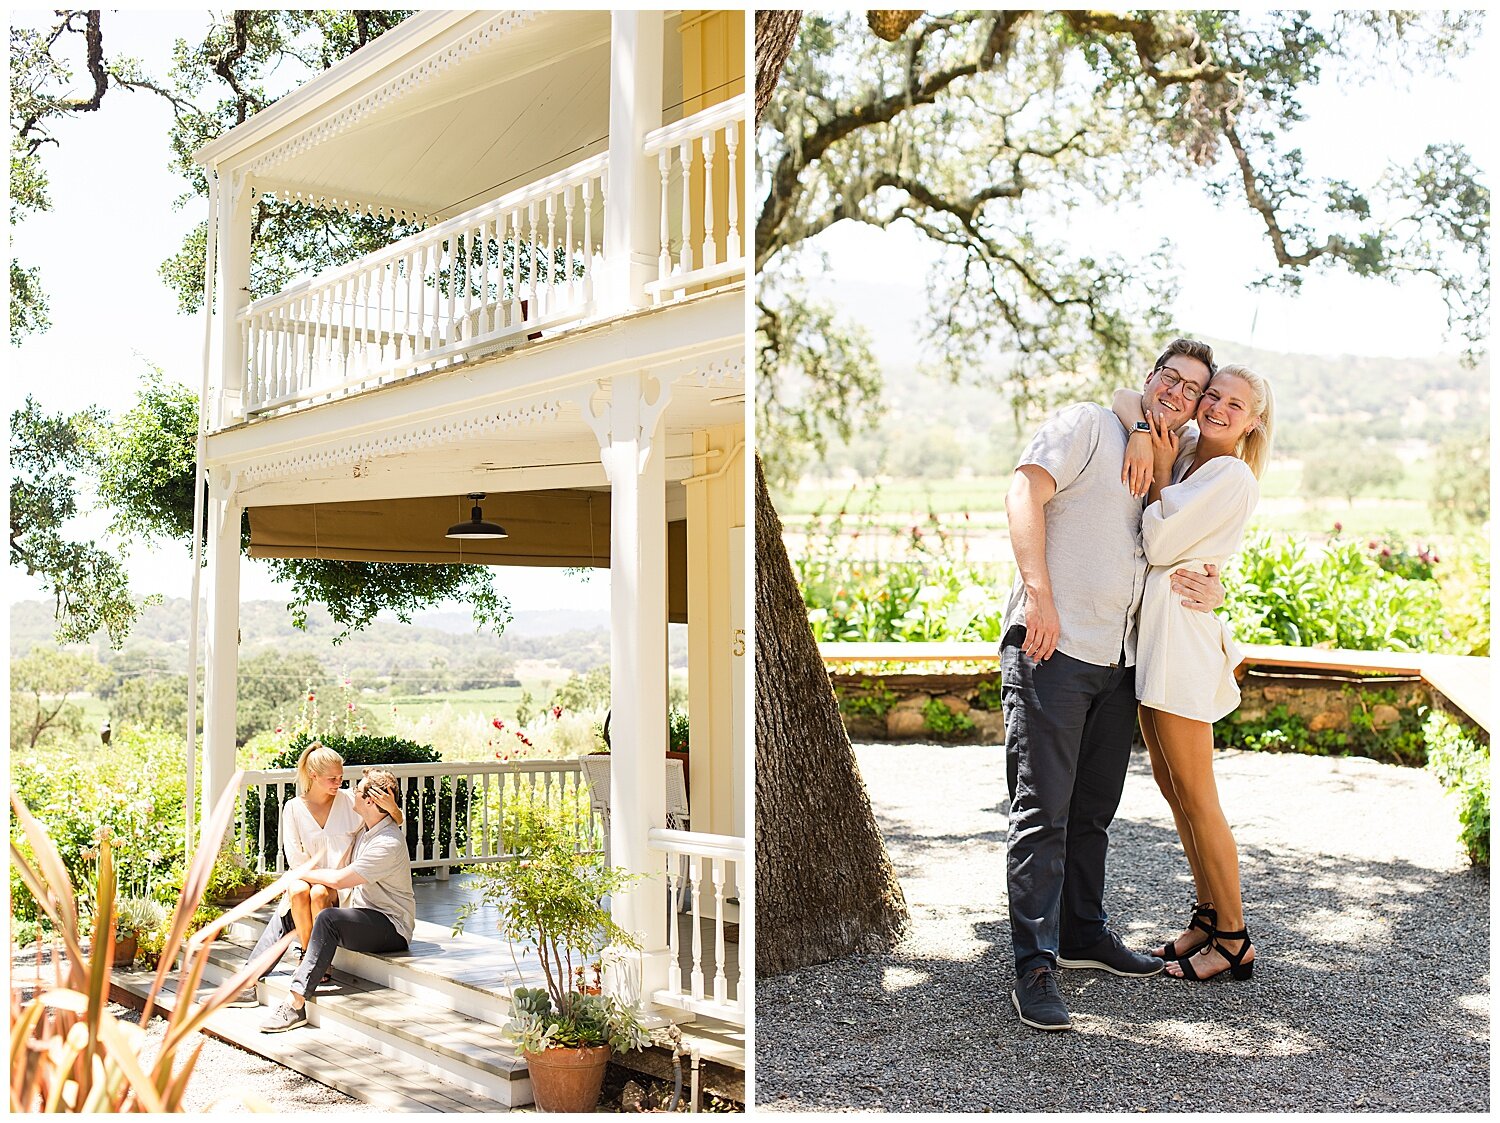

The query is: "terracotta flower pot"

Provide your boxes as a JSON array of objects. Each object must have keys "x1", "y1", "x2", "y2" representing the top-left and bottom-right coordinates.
[
  {"x1": 113, "y1": 933, "x2": 138, "y2": 968},
  {"x1": 523, "y1": 1044, "x2": 611, "y2": 1113}
]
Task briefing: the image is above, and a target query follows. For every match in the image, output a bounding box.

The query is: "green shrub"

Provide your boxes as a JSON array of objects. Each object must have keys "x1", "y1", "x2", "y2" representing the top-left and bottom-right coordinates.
[
  {"x1": 1424, "y1": 712, "x2": 1489, "y2": 867},
  {"x1": 1222, "y1": 532, "x2": 1442, "y2": 652},
  {"x1": 973, "y1": 677, "x2": 1006, "y2": 712},
  {"x1": 245, "y1": 733, "x2": 468, "y2": 868},
  {"x1": 1213, "y1": 687, "x2": 1426, "y2": 766},
  {"x1": 921, "y1": 698, "x2": 976, "y2": 739},
  {"x1": 836, "y1": 681, "x2": 899, "y2": 720}
]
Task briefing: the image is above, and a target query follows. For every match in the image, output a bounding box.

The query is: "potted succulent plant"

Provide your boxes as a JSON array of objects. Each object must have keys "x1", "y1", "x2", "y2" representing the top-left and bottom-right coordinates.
[
  {"x1": 456, "y1": 795, "x2": 648, "y2": 1112},
  {"x1": 111, "y1": 897, "x2": 167, "y2": 968}
]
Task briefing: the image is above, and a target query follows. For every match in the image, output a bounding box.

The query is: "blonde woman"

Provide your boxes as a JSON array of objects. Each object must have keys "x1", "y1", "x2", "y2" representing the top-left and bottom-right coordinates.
[
  {"x1": 279, "y1": 743, "x2": 403, "y2": 958},
  {"x1": 1114, "y1": 364, "x2": 1274, "y2": 982}
]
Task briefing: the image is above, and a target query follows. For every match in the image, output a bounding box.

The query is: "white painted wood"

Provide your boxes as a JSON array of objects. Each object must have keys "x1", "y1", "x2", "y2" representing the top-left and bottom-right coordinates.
[
  {"x1": 201, "y1": 483, "x2": 242, "y2": 825},
  {"x1": 603, "y1": 370, "x2": 672, "y2": 999},
  {"x1": 602, "y1": 10, "x2": 665, "y2": 313},
  {"x1": 215, "y1": 173, "x2": 253, "y2": 426},
  {"x1": 647, "y1": 827, "x2": 745, "y2": 1026}
]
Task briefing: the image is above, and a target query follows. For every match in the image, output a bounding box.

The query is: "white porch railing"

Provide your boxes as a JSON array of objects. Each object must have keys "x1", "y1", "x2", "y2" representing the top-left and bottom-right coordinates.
[
  {"x1": 650, "y1": 827, "x2": 746, "y2": 1026},
  {"x1": 236, "y1": 760, "x2": 600, "y2": 873},
  {"x1": 643, "y1": 96, "x2": 747, "y2": 304},
  {"x1": 239, "y1": 154, "x2": 608, "y2": 417}
]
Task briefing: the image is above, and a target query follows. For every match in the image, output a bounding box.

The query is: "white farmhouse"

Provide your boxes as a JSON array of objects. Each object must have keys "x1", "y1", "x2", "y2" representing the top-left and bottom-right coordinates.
[{"x1": 181, "y1": 10, "x2": 747, "y2": 1107}]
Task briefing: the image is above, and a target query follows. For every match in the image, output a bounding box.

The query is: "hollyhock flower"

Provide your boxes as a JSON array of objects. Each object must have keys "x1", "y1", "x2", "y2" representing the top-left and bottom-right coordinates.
[
  {"x1": 1332, "y1": 522, "x2": 1342, "y2": 533},
  {"x1": 493, "y1": 718, "x2": 505, "y2": 730},
  {"x1": 552, "y1": 706, "x2": 562, "y2": 719}
]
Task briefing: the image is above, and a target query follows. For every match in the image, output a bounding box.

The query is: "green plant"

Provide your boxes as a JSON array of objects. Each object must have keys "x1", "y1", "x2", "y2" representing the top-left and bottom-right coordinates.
[
  {"x1": 1424, "y1": 711, "x2": 1490, "y2": 867},
  {"x1": 1214, "y1": 686, "x2": 1428, "y2": 766},
  {"x1": 453, "y1": 796, "x2": 646, "y2": 1055},
  {"x1": 668, "y1": 709, "x2": 690, "y2": 755},
  {"x1": 9, "y1": 774, "x2": 306, "y2": 1111},
  {"x1": 836, "y1": 681, "x2": 899, "y2": 720},
  {"x1": 972, "y1": 676, "x2": 1006, "y2": 712},
  {"x1": 114, "y1": 895, "x2": 167, "y2": 936},
  {"x1": 921, "y1": 698, "x2": 976, "y2": 739},
  {"x1": 203, "y1": 847, "x2": 270, "y2": 906}
]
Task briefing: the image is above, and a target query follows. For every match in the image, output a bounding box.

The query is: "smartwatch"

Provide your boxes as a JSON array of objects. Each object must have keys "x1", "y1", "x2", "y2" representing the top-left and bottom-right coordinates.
[{"x1": 1132, "y1": 420, "x2": 1151, "y2": 434}]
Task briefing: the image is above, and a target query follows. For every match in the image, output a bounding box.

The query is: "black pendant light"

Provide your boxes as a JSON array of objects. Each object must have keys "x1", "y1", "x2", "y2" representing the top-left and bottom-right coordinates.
[{"x1": 445, "y1": 492, "x2": 508, "y2": 540}]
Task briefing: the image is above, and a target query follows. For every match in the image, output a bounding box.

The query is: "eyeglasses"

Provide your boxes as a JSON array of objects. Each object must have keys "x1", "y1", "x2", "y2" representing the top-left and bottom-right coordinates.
[{"x1": 1153, "y1": 366, "x2": 1205, "y2": 403}]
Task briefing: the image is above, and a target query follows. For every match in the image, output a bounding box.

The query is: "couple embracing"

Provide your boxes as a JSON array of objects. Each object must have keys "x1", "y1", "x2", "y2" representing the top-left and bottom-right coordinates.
[{"x1": 1001, "y1": 338, "x2": 1274, "y2": 1031}]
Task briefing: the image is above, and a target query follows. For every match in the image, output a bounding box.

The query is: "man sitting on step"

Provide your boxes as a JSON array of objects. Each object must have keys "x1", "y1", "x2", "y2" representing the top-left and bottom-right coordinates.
[{"x1": 242, "y1": 768, "x2": 417, "y2": 1034}]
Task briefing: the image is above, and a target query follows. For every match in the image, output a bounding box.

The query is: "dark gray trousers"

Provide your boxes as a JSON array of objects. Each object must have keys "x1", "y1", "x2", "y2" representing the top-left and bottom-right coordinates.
[
  {"x1": 1001, "y1": 625, "x2": 1137, "y2": 976},
  {"x1": 247, "y1": 904, "x2": 406, "y2": 997}
]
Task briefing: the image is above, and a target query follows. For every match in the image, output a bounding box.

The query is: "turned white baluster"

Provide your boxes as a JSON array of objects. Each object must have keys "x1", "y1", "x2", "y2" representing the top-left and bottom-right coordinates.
[
  {"x1": 241, "y1": 320, "x2": 255, "y2": 410},
  {"x1": 657, "y1": 149, "x2": 672, "y2": 284},
  {"x1": 526, "y1": 201, "x2": 539, "y2": 323},
  {"x1": 461, "y1": 227, "x2": 474, "y2": 342},
  {"x1": 725, "y1": 122, "x2": 741, "y2": 261},
  {"x1": 583, "y1": 176, "x2": 596, "y2": 307},
  {"x1": 678, "y1": 140, "x2": 694, "y2": 275},
  {"x1": 544, "y1": 193, "x2": 557, "y2": 318},
  {"x1": 444, "y1": 234, "x2": 458, "y2": 348},
  {"x1": 702, "y1": 128, "x2": 717, "y2": 266},
  {"x1": 689, "y1": 855, "x2": 705, "y2": 999},
  {"x1": 562, "y1": 186, "x2": 576, "y2": 308},
  {"x1": 481, "y1": 215, "x2": 495, "y2": 334},
  {"x1": 713, "y1": 858, "x2": 728, "y2": 1004}
]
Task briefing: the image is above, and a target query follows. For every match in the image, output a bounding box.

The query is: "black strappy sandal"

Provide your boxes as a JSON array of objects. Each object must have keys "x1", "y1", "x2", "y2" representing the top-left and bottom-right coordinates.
[
  {"x1": 1152, "y1": 901, "x2": 1216, "y2": 959},
  {"x1": 1174, "y1": 926, "x2": 1255, "y2": 982}
]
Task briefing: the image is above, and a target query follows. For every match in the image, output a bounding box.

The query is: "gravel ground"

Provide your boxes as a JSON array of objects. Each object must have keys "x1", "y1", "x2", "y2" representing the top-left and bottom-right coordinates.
[{"x1": 756, "y1": 744, "x2": 1489, "y2": 1113}]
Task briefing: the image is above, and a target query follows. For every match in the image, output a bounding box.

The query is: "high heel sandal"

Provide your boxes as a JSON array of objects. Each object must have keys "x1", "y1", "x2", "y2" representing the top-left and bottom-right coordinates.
[
  {"x1": 1174, "y1": 926, "x2": 1255, "y2": 982},
  {"x1": 1152, "y1": 901, "x2": 1216, "y2": 959}
]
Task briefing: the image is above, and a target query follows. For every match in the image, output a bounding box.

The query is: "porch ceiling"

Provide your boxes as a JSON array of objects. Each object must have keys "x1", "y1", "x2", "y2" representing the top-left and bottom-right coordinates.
[
  {"x1": 194, "y1": 11, "x2": 686, "y2": 222},
  {"x1": 247, "y1": 492, "x2": 689, "y2": 621}
]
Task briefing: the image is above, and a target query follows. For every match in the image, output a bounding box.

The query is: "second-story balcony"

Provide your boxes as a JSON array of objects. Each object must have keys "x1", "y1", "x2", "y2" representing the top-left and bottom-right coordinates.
[{"x1": 195, "y1": 11, "x2": 747, "y2": 424}]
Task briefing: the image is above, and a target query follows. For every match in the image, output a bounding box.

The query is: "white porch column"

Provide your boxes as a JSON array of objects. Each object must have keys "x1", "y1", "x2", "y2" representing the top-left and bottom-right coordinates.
[
  {"x1": 601, "y1": 10, "x2": 664, "y2": 314},
  {"x1": 600, "y1": 371, "x2": 672, "y2": 998},
  {"x1": 201, "y1": 470, "x2": 242, "y2": 831},
  {"x1": 215, "y1": 168, "x2": 253, "y2": 425}
]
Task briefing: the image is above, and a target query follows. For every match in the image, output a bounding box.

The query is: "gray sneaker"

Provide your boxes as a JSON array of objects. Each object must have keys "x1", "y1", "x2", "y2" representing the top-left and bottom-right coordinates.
[
  {"x1": 227, "y1": 984, "x2": 261, "y2": 1008},
  {"x1": 1056, "y1": 930, "x2": 1164, "y2": 977},
  {"x1": 259, "y1": 1000, "x2": 307, "y2": 1033},
  {"x1": 1011, "y1": 965, "x2": 1072, "y2": 1031}
]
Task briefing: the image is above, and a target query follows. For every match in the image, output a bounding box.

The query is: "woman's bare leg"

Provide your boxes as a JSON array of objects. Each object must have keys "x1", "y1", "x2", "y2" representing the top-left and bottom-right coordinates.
[
  {"x1": 1148, "y1": 708, "x2": 1253, "y2": 977},
  {"x1": 1139, "y1": 706, "x2": 1212, "y2": 952},
  {"x1": 287, "y1": 880, "x2": 314, "y2": 950}
]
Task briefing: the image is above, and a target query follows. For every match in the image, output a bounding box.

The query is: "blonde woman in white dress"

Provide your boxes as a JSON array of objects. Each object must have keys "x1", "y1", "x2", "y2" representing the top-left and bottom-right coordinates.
[
  {"x1": 280, "y1": 743, "x2": 403, "y2": 957},
  {"x1": 1114, "y1": 364, "x2": 1274, "y2": 982}
]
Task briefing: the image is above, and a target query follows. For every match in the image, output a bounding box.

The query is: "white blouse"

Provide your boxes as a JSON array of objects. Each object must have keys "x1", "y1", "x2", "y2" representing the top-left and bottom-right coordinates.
[{"x1": 280, "y1": 789, "x2": 364, "y2": 870}]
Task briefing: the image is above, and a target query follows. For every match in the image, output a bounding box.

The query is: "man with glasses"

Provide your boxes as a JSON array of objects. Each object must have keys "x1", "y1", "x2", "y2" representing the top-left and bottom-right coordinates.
[{"x1": 1001, "y1": 338, "x2": 1224, "y2": 1031}]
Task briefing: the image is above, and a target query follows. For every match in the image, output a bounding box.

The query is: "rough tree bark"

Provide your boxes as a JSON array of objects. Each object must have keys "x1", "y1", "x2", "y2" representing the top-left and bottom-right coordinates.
[
  {"x1": 753, "y1": 10, "x2": 909, "y2": 977},
  {"x1": 753, "y1": 11, "x2": 802, "y2": 125},
  {"x1": 753, "y1": 454, "x2": 908, "y2": 976}
]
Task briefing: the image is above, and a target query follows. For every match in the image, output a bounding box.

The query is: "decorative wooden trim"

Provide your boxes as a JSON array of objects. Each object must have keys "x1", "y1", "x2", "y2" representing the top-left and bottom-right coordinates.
[
  {"x1": 246, "y1": 12, "x2": 540, "y2": 183},
  {"x1": 238, "y1": 395, "x2": 566, "y2": 485},
  {"x1": 681, "y1": 354, "x2": 745, "y2": 389}
]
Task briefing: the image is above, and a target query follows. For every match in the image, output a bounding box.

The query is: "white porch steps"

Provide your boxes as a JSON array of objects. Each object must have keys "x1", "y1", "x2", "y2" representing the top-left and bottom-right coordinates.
[{"x1": 110, "y1": 965, "x2": 507, "y2": 1112}]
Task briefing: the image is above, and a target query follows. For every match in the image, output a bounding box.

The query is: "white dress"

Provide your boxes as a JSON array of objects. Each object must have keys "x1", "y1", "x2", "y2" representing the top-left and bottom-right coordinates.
[
  {"x1": 1135, "y1": 455, "x2": 1259, "y2": 723},
  {"x1": 281, "y1": 790, "x2": 363, "y2": 876}
]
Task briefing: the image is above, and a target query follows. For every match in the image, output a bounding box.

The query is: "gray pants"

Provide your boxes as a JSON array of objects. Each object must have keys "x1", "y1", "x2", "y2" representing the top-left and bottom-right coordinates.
[
  {"x1": 1001, "y1": 626, "x2": 1136, "y2": 975},
  {"x1": 247, "y1": 903, "x2": 407, "y2": 997}
]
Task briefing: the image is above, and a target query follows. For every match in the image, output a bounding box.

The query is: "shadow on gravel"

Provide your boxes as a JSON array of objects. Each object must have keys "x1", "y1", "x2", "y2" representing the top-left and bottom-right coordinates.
[{"x1": 757, "y1": 791, "x2": 1489, "y2": 1112}]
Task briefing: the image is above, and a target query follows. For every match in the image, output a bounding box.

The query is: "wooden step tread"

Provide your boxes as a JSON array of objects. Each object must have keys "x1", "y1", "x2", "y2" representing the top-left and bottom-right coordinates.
[
  {"x1": 208, "y1": 939, "x2": 530, "y2": 1078},
  {"x1": 112, "y1": 969, "x2": 501, "y2": 1113}
]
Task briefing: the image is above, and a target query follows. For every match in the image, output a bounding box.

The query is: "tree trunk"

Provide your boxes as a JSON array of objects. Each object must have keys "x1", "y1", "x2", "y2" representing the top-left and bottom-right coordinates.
[
  {"x1": 753, "y1": 457, "x2": 908, "y2": 975},
  {"x1": 754, "y1": 12, "x2": 802, "y2": 125}
]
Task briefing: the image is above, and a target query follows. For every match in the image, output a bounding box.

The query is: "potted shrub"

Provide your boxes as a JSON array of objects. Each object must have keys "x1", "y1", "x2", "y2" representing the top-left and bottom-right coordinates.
[
  {"x1": 112, "y1": 896, "x2": 168, "y2": 968},
  {"x1": 456, "y1": 794, "x2": 648, "y2": 1112}
]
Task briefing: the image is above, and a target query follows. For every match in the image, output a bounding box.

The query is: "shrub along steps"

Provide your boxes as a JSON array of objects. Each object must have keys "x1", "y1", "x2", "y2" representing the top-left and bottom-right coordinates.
[{"x1": 109, "y1": 965, "x2": 507, "y2": 1112}]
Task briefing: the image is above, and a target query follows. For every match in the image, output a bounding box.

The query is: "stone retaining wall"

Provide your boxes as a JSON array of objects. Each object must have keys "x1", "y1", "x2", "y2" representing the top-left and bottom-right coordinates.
[{"x1": 832, "y1": 666, "x2": 1434, "y2": 758}]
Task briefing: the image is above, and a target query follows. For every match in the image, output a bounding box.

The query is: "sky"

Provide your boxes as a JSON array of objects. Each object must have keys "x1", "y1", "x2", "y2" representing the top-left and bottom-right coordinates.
[
  {"x1": 797, "y1": 15, "x2": 1497, "y2": 370},
  {"x1": 8, "y1": 9, "x2": 610, "y2": 616}
]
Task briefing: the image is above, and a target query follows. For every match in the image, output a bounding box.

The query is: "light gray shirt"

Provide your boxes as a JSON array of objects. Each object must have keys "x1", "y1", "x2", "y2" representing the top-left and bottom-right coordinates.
[
  {"x1": 1001, "y1": 402, "x2": 1159, "y2": 667},
  {"x1": 344, "y1": 818, "x2": 416, "y2": 943}
]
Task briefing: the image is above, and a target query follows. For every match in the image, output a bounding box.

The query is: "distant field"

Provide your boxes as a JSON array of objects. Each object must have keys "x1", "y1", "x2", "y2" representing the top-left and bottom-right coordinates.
[
  {"x1": 386, "y1": 682, "x2": 541, "y2": 722},
  {"x1": 781, "y1": 455, "x2": 1445, "y2": 544}
]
